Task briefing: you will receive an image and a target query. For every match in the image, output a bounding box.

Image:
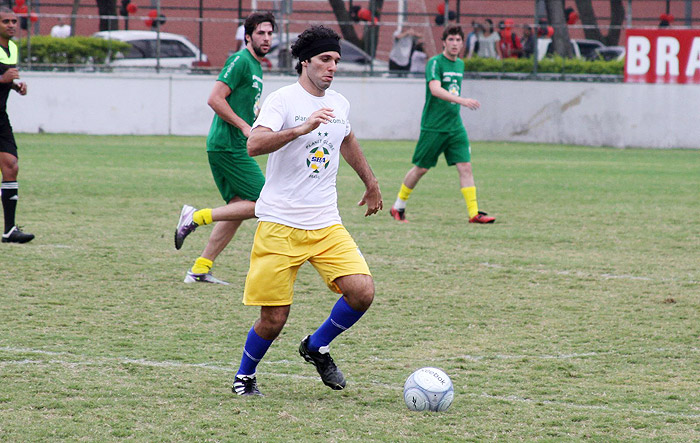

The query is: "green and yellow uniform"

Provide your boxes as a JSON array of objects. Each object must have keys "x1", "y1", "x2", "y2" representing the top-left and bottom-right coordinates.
[
  {"x1": 206, "y1": 48, "x2": 265, "y2": 202},
  {"x1": 411, "y1": 53, "x2": 471, "y2": 169}
]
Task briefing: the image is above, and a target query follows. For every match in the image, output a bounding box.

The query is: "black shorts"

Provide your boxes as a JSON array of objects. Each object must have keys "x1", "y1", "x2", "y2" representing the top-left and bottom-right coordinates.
[{"x1": 0, "y1": 115, "x2": 17, "y2": 158}]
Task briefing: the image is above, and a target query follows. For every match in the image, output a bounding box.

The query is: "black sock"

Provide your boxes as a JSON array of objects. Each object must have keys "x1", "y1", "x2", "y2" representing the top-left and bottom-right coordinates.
[{"x1": 1, "y1": 181, "x2": 18, "y2": 234}]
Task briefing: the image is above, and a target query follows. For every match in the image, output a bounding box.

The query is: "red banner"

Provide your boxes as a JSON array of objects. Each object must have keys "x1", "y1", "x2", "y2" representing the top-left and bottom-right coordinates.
[{"x1": 625, "y1": 29, "x2": 700, "y2": 84}]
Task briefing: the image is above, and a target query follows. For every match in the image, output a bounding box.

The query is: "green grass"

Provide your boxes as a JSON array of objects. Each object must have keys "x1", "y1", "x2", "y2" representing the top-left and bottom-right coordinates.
[{"x1": 1, "y1": 134, "x2": 699, "y2": 441}]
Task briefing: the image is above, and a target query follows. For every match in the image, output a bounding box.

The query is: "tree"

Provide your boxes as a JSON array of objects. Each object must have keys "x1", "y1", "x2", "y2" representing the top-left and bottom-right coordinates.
[
  {"x1": 95, "y1": 0, "x2": 118, "y2": 32},
  {"x1": 327, "y1": 0, "x2": 384, "y2": 56},
  {"x1": 546, "y1": 0, "x2": 573, "y2": 57},
  {"x1": 574, "y1": 0, "x2": 625, "y2": 46}
]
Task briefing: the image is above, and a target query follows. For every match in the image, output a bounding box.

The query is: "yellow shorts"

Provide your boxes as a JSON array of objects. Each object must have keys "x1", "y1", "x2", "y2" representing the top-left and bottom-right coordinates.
[{"x1": 243, "y1": 222, "x2": 371, "y2": 306}]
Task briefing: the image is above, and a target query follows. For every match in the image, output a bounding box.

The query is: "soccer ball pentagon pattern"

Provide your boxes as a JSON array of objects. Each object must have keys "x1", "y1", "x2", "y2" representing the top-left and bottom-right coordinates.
[{"x1": 403, "y1": 367, "x2": 454, "y2": 412}]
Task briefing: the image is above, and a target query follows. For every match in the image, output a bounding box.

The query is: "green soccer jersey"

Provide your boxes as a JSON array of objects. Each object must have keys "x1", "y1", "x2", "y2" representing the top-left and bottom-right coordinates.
[
  {"x1": 420, "y1": 53, "x2": 465, "y2": 132},
  {"x1": 206, "y1": 48, "x2": 263, "y2": 152}
]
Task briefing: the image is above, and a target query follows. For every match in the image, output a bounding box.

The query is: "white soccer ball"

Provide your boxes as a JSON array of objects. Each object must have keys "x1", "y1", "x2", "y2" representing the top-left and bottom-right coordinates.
[{"x1": 403, "y1": 367, "x2": 454, "y2": 412}]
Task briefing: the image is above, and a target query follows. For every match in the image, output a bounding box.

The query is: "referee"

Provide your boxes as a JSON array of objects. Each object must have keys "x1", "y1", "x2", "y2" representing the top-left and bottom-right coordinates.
[{"x1": 0, "y1": 7, "x2": 33, "y2": 244}]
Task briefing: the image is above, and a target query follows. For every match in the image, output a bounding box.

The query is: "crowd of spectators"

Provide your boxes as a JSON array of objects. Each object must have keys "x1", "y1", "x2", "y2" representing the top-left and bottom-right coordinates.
[{"x1": 390, "y1": 16, "x2": 550, "y2": 74}]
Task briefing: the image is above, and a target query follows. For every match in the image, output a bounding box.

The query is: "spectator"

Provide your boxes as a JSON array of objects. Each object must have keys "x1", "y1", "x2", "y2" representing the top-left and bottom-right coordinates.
[
  {"x1": 409, "y1": 41, "x2": 427, "y2": 77},
  {"x1": 464, "y1": 21, "x2": 479, "y2": 59},
  {"x1": 520, "y1": 25, "x2": 536, "y2": 58},
  {"x1": 389, "y1": 28, "x2": 419, "y2": 73},
  {"x1": 50, "y1": 17, "x2": 71, "y2": 38},
  {"x1": 537, "y1": 19, "x2": 554, "y2": 38},
  {"x1": 498, "y1": 19, "x2": 522, "y2": 58},
  {"x1": 659, "y1": 13, "x2": 674, "y2": 28},
  {"x1": 476, "y1": 18, "x2": 501, "y2": 59},
  {"x1": 234, "y1": 22, "x2": 245, "y2": 51}
]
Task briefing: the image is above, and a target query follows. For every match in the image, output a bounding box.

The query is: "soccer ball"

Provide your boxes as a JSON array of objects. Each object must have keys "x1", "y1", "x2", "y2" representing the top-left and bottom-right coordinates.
[{"x1": 403, "y1": 367, "x2": 454, "y2": 412}]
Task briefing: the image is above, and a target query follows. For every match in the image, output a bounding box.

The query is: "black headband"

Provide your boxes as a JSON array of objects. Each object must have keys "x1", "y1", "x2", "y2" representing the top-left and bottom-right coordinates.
[{"x1": 297, "y1": 38, "x2": 341, "y2": 62}]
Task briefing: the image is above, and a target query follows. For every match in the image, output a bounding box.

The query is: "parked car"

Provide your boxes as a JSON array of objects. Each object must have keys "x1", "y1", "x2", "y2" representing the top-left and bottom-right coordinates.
[
  {"x1": 265, "y1": 32, "x2": 389, "y2": 73},
  {"x1": 594, "y1": 46, "x2": 625, "y2": 61},
  {"x1": 537, "y1": 38, "x2": 605, "y2": 61},
  {"x1": 93, "y1": 30, "x2": 210, "y2": 70}
]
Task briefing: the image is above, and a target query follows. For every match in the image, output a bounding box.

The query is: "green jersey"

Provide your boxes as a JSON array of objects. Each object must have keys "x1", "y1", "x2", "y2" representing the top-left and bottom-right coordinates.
[
  {"x1": 207, "y1": 48, "x2": 263, "y2": 152},
  {"x1": 420, "y1": 54, "x2": 465, "y2": 132}
]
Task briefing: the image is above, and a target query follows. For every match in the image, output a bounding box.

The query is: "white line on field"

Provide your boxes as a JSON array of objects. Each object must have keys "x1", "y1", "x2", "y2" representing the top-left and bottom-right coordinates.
[
  {"x1": 2, "y1": 346, "x2": 699, "y2": 420},
  {"x1": 444, "y1": 351, "x2": 612, "y2": 361},
  {"x1": 478, "y1": 393, "x2": 700, "y2": 419},
  {"x1": 0, "y1": 346, "x2": 623, "y2": 367},
  {"x1": 479, "y1": 262, "x2": 699, "y2": 284}
]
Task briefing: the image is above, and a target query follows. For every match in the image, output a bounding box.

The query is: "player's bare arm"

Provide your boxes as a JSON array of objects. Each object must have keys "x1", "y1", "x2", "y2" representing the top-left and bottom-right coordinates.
[
  {"x1": 0, "y1": 67, "x2": 19, "y2": 84},
  {"x1": 208, "y1": 81, "x2": 252, "y2": 137},
  {"x1": 340, "y1": 131, "x2": 383, "y2": 216},
  {"x1": 247, "y1": 107, "x2": 335, "y2": 156},
  {"x1": 428, "y1": 80, "x2": 480, "y2": 110}
]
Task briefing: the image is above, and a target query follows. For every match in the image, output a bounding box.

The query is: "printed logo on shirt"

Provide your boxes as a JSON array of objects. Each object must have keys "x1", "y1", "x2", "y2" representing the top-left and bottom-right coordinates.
[
  {"x1": 447, "y1": 83, "x2": 460, "y2": 96},
  {"x1": 295, "y1": 115, "x2": 346, "y2": 125},
  {"x1": 222, "y1": 55, "x2": 240, "y2": 79},
  {"x1": 254, "y1": 92, "x2": 261, "y2": 118},
  {"x1": 307, "y1": 146, "x2": 330, "y2": 175}
]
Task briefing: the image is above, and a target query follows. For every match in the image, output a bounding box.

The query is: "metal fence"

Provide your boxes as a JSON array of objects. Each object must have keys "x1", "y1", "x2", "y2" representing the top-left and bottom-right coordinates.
[{"x1": 9, "y1": 0, "x2": 700, "y2": 79}]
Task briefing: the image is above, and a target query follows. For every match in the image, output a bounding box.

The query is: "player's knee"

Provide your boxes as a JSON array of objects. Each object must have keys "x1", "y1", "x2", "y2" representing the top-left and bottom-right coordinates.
[
  {"x1": 1, "y1": 160, "x2": 18, "y2": 179},
  {"x1": 456, "y1": 162, "x2": 472, "y2": 173},
  {"x1": 414, "y1": 166, "x2": 429, "y2": 177},
  {"x1": 257, "y1": 306, "x2": 290, "y2": 339},
  {"x1": 343, "y1": 277, "x2": 374, "y2": 311}
]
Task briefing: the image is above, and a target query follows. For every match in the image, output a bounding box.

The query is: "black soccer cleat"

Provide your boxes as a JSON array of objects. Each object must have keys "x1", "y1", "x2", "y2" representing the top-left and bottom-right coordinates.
[
  {"x1": 232, "y1": 375, "x2": 264, "y2": 396},
  {"x1": 1, "y1": 226, "x2": 34, "y2": 244},
  {"x1": 299, "y1": 335, "x2": 346, "y2": 390}
]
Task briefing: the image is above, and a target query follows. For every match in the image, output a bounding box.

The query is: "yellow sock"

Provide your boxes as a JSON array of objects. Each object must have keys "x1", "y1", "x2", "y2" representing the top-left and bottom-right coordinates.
[
  {"x1": 191, "y1": 257, "x2": 213, "y2": 275},
  {"x1": 193, "y1": 208, "x2": 213, "y2": 226},
  {"x1": 398, "y1": 183, "x2": 413, "y2": 201},
  {"x1": 461, "y1": 187, "x2": 479, "y2": 219}
]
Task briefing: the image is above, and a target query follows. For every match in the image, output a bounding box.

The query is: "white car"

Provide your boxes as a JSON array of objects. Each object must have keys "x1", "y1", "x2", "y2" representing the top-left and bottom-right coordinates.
[
  {"x1": 93, "y1": 30, "x2": 210, "y2": 71},
  {"x1": 537, "y1": 38, "x2": 604, "y2": 61},
  {"x1": 265, "y1": 33, "x2": 388, "y2": 74},
  {"x1": 594, "y1": 46, "x2": 625, "y2": 61}
]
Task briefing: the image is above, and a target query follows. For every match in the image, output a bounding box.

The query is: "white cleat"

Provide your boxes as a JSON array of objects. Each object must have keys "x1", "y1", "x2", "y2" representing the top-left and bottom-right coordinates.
[{"x1": 184, "y1": 271, "x2": 230, "y2": 285}]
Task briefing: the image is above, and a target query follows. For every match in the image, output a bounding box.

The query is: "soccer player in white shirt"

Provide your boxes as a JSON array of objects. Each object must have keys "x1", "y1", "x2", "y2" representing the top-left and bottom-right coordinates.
[{"x1": 231, "y1": 25, "x2": 382, "y2": 397}]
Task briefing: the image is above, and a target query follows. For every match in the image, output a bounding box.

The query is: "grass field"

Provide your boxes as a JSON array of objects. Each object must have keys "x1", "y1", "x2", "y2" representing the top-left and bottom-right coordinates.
[{"x1": 1, "y1": 134, "x2": 699, "y2": 441}]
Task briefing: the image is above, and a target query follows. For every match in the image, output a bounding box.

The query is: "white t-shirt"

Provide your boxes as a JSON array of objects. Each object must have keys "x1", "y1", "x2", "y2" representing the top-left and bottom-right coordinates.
[
  {"x1": 253, "y1": 82, "x2": 352, "y2": 230},
  {"x1": 235, "y1": 25, "x2": 245, "y2": 44},
  {"x1": 477, "y1": 32, "x2": 501, "y2": 59},
  {"x1": 50, "y1": 24, "x2": 71, "y2": 38}
]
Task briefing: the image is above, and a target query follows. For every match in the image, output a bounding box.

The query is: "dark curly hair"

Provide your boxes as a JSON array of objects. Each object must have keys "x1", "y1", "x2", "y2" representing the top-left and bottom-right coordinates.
[
  {"x1": 244, "y1": 11, "x2": 276, "y2": 42},
  {"x1": 291, "y1": 25, "x2": 340, "y2": 75}
]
